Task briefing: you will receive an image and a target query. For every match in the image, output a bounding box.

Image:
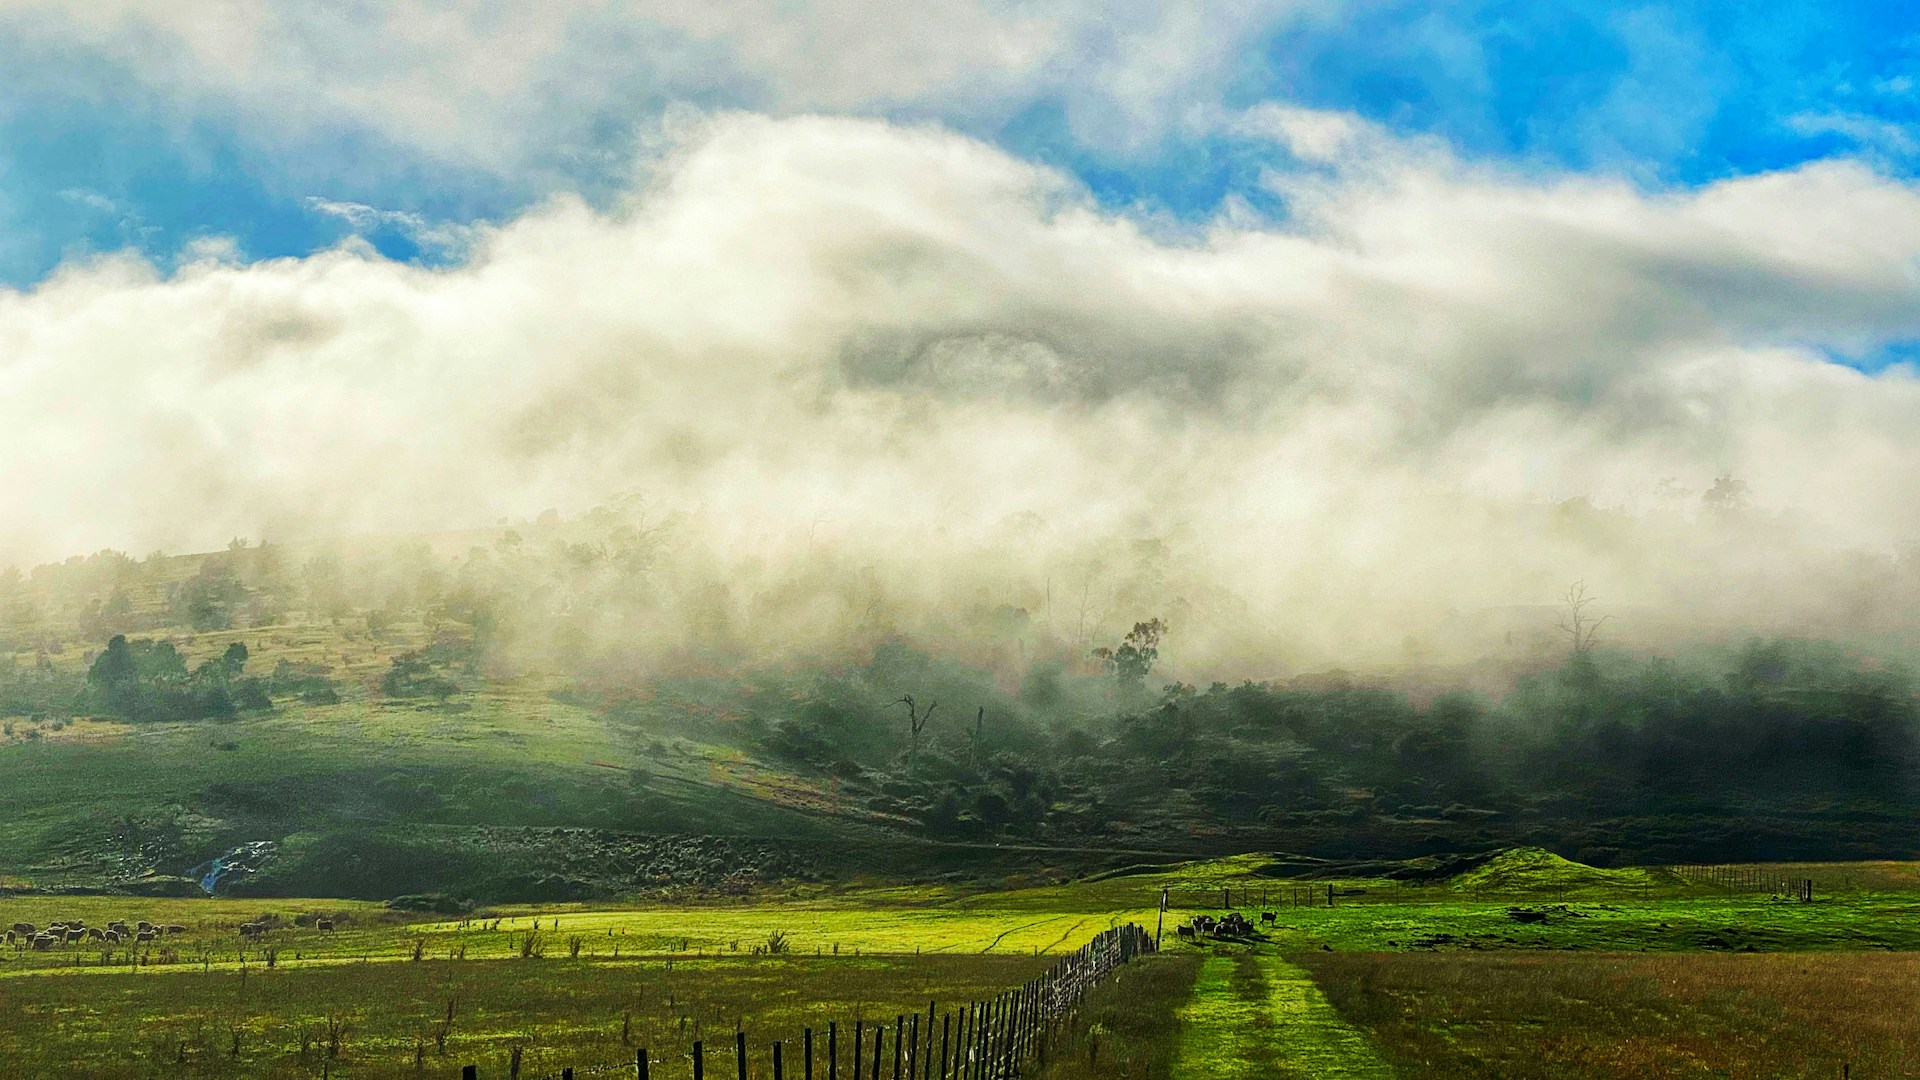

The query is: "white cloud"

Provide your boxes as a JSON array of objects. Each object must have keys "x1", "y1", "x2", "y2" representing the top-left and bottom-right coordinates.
[
  {"x1": 1787, "y1": 110, "x2": 1919, "y2": 159},
  {"x1": 302, "y1": 196, "x2": 477, "y2": 256},
  {"x1": 5, "y1": 111, "x2": 1920, "y2": 666},
  {"x1": 0, "y1": 1, "x2": 1336, "y2": 173}
]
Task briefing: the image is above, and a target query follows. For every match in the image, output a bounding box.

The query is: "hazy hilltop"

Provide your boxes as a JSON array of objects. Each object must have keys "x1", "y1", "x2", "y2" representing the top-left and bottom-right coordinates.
[{"x1": 0, "y1": 498, "x2": 1915, "y2": 902}]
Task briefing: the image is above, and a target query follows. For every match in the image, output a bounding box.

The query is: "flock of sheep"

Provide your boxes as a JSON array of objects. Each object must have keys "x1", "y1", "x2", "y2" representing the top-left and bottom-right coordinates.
[
  {"x1": 6, "y1": 914, "x2": 336, "y2": 951},
  {"x1": 6, "y1": 918, "x2": 185, "y2": 950}
]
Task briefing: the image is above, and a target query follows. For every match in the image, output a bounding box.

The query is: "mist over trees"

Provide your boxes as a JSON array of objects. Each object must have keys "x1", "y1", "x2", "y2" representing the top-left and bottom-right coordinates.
[{"x1": 0, "y1": 493, "x2": 1917, "y2": 865}]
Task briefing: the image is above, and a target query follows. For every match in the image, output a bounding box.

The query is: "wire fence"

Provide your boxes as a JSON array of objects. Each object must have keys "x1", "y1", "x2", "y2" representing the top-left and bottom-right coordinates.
[{"x1": 463, "y1": 924, "x2": 1156, "y2": 1080}]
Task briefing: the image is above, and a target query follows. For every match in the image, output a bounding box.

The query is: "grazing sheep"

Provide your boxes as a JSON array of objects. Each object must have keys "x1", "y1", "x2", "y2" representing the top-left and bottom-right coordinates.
[
  {"x1": 102, "y1": 930, "x2": 120, "y2": 944},
  {"x1": 316, "y1": 919, "x2": 334, "y2": 931},
  {"x1": 86, "y1": 927, "x2": 104, "y2": 940},
  {"x1": 1260, "y1": 911, "x2": 1277, "y2": 924},
  {"x1": 164, "y1": 924, "x2": 186, "y2": 935},
  {"x1": 64, "y1": 929, "x2": 84, "y2": 944},
  {"x1": 30, "y1": 934, "x2": 54, "y2": 950},
  {"x1": 1175, "y1": 925, "x2": 1196, "y2": 940},
  {"x1": 108, "y1": 921, "x2": 128, "y2": 934},
  {"x1": 136, "y1": 921, "x2": 153, "y2": 932},
  {"x1": 11, "y1": 922, "x2": 33, "y2": 935},
  {"x1": 135, "y1": 930, "x2": 156, "y2": 943}
]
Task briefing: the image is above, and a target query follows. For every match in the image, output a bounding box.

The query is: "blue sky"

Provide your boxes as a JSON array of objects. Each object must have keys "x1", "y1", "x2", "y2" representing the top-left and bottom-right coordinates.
[{"x1": 3, "y1": 1, "x2": 1916, "y2": 291}]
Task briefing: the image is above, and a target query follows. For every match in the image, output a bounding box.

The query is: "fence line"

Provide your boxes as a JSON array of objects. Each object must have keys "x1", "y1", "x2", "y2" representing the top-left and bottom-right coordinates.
[{"x1": 463, "y1": 923, "x2": 1155, "y2": 1080}]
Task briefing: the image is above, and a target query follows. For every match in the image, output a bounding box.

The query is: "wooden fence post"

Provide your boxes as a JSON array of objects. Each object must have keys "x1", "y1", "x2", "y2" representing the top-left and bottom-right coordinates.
[
  {"x1": 893, "y1": 1015, "x2": 904, "y2": 1080},
  {"x1": 737, "y1": 1031, "x2": 748, "y2": 1080},
  {"x1": 854, "y1": 1021, "x2": 863, "y2": 1080},
  {"x1": 924, "y1": 1000, "x2": 936, "y2": 1080},
  {"x1": 462, "y1": 1068, "x2": 477, "y2": 1080},
  {"x1": 694, "y1": 1040, "x2": 705, "y2": 1080},
  {"x1": 830, "y1": 1022, "x2": 838, "y2": 1080},
  {"x1": 940, "y1": 1013, "x2": 950, "y2": 1080},
  {"x1": 638, "y1": 1047, "x2": 649, "y2": 1080},
  {"x1": 805, "y1": 1028, "x2": 814, "y2": 1080},
  {"x1": 872, "y1": 1022, "x2": 884, "y2": 1080},
  {"x1": 775, "y1": 1040, "x2": 784, "y2": 1080}
]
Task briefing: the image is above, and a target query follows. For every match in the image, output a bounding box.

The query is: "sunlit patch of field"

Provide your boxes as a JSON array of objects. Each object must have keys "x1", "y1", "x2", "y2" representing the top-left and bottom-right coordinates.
[
  {"x1": 1296, "y1": 949, "x2": 1920, "y2": 1079},
  {"x1": 0, "y1": 894, "x2": 1153, "y2": 979},
  {"x1": 0, "y1": 716, "x2": 134, "y2": 744}
]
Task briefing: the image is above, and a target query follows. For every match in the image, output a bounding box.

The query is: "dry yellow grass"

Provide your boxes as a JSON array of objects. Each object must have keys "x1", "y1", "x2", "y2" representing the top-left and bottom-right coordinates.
[{"x1": 1298, "y1": 950, "x2": 1919, "y2": 1079}]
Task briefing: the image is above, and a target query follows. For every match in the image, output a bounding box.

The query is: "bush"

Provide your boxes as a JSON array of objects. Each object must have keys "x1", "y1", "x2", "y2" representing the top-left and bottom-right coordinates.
[{"x1": 385, "y1": 893, "x2": 473, "y2": 914}]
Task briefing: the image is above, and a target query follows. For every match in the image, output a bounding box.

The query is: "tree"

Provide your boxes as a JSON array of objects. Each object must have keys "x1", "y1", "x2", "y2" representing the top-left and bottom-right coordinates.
[
  {"x1": 87, "y1": 634, "x2": 138, "y2": 708},
  {"x1": 1556, "y1": 582, "x2": 1610, "y2": 657},
  {"x1": 171, "y1": 559, "x2": 248, "y2": 631},
  {"x1": 1093, "y1": 618, "x2": 1166, "y2": 692},
  {"x1": 1701, "y1": 474, "x2": 1750, "y2": 516},
  {"x1": 893, "y1": 695, "x2": 937, "y2": 762}
]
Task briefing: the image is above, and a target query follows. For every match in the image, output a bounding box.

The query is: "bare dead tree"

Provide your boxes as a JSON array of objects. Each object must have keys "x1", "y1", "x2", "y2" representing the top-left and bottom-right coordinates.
[
  {"x1": 1556, "y1": 581, "x2": 1611, "y2": 656},
  {"x1": 894, "y1": 696, "x2": 938, "y2": 762}
]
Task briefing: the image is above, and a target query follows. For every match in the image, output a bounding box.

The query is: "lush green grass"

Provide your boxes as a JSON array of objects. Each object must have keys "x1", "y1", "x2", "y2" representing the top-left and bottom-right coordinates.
[{"x1": 1167, "y1": 952, "x2": 1392, "y2": 1080}]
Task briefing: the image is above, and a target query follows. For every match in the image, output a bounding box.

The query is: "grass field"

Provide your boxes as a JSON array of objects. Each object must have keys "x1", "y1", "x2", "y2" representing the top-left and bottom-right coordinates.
[
  {"x1": 1299, "y1": 950, "x2": 1920, "y2": 1079},
  {"x1": 0, "y1": 952, "x2": 1056, "y2": 1079},
  {"x1": 1, "y1": 849, "x2": 1917, "y2": 1077}
]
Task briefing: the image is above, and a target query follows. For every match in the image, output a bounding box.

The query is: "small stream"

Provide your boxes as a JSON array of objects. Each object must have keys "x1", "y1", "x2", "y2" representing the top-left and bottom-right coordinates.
[{"x1": 186, "y1": 840, "x2": 278, "y2": 895}]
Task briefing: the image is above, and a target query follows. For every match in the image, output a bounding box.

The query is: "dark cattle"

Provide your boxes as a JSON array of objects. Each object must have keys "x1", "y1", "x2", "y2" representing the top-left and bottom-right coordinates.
[{"x1": 1260, "y1": 911, "x2": 1277, "y2": 924}]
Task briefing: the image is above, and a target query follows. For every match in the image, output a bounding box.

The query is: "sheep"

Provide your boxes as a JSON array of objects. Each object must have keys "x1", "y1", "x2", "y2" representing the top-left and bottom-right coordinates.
[
  {"x1": 1175, "y1": 924, "x2": 1196, "y2": 940},
  {"x1": 134, "y1": 930, "x2": 156, "y2": 944},
  {"x1": 164, "y1": 924, "x2": 187, "y2": 935},
  {"x1": 64, "y1": 929, "x2": 84, "y2": 944},
  {"x1": 315, "y1": 919, "x2": 334, "y2": 931},
  {"x1": 30, "y1": 934, "x2": 55, "y2": 951},
  {"x1": 11, "y1": 922, "x2": 33, "y2": 936},
  {"x1": 86, "y1": 927, "x2": 104, "y2": 941},
  {"x1": 102, "y1": 930, "x2": 120, "y2": 944},
  {"x1": 1260, "y1": 911, "x2": 1277, "y2": 924}
]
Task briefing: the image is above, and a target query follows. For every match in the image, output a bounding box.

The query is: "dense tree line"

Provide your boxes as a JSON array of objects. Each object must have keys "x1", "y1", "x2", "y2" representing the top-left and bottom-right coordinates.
[{"x1": 727, "y1": 638, "x2": 1920, "y2": 857}]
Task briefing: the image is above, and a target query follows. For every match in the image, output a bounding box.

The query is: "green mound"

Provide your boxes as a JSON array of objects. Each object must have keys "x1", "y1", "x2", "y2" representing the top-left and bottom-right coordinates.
[{"x1": 1447, "y1": 847, "x2": 1672, "y2": 893}]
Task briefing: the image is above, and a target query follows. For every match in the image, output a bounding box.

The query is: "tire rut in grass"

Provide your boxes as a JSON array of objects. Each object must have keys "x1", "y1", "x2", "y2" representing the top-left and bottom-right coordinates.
[{"x1": 1172, "y1": 952, "x2": 1395, "y2": 1080}]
